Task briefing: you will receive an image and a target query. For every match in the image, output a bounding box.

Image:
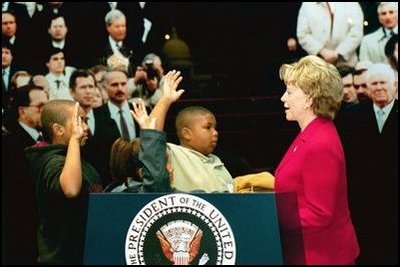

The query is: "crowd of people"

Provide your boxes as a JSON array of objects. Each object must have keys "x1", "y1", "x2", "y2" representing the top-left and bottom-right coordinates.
[{"x1": 2, "y1": 2, "x2": 398, "y2": 265}]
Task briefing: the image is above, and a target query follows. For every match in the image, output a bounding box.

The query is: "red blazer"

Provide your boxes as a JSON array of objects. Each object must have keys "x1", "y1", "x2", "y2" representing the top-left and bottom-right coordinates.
[{"x1": 275, "y1": 117, "x2": 359, "y2": 264}]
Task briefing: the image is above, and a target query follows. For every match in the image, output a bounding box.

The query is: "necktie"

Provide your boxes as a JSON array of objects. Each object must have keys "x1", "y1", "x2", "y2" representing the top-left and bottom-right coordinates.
[
  {"x1": 55, "y1": 80, "x2": 61, "y2": 89},
  {"x1": 37, "y1": 132, "x2": 44, "y2": 142},
  {"x1": 119, "y1": 109, "x2": 130, "y2": 140},
  {"x1": 377, "y1": 109, "x2": 385, "y2": 133},
  {"x1": 2, "y1": 69, "x2": 8, "y2": 90}
]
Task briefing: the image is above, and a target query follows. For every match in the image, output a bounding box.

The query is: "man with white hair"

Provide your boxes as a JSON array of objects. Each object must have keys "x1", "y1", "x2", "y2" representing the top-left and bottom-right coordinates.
[
  {"x1": 339, "y1": 62, "x2": 397, "y2": 264},
  {"x1": 359, "y1": 2, "x2": 398, "y2": 63},
  {"x1": 98, "y1": 9, "x2": 137, "y2": 75}
]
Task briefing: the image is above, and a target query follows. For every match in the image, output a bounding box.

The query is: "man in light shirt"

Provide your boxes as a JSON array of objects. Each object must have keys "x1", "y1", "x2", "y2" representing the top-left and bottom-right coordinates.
[
  {"x1": 44, "y1": 48, "x2": 75, "y2": 100},
  {"x1": 359, "y1": 2, "x2": 398, "y2": 63}
]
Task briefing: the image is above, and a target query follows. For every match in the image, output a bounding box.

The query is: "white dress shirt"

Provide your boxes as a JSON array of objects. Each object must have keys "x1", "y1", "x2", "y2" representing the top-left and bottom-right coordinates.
[{"x1": 108, "y1": 101, "x2": 136, "y2": 140}]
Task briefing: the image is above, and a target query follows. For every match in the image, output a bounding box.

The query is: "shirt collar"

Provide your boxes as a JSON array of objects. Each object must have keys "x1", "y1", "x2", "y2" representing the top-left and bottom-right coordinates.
[
  {"x1": 108, "y1": 100, "x2": 129, "y2": 116},
  {"x1": 19, "y1": 121, "x2": 40, "y2": 141},
  {"x1": 52, "y1": 40, "x2": 65, "y2": 49},
  {"x1": 373, "y1": 99, "x2": 395, "y2": 115},
  {"x1": 3, "y1": 66, "x2": 10, "y2": 74}
]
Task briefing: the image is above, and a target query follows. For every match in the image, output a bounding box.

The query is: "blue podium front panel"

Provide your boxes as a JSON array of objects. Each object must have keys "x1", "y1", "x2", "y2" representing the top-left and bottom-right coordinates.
[{"x1": 84, "y1": 193, "x2": 283, "y2": 265}]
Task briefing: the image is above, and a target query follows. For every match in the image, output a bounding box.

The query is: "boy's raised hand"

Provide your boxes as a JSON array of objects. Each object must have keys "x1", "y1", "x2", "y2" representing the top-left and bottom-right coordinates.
[
  {"x1": 71, "y1": 102, "x2": 84, "y2": 141},
  {"x1": 162, "y1": 70, "x2": 185, "y2": 102}
]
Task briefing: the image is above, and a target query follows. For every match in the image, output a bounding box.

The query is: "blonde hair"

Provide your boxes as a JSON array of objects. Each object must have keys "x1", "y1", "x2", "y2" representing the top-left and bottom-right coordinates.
[{"x1": 279, "y1": 55, "x2": 343, "y2": 120}]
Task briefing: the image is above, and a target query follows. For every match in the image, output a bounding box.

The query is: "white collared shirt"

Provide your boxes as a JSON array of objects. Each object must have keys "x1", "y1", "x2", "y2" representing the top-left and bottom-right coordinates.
[
  {"x1": 52, "y1": 40, "x2": 65, "y2": 49},
  {"x1": 107, "y1": 101, "x2": 136, "y2": 140},
  {"x1": 45, "y1": 67, "x2": 75, "y2": 101},
  {"x1": 385, "y1": 25, "x2": 398, "y2": 36},
  {"x1": 86, "y1": 108, "x2": 95, "y2": 135},
  {"x1": 8, "y1": 35, "x2": 16, "y2": 45},
  {"x1": 373, "y1": 100, "x2": 395, "y2": 131},
  {"x1": 19, "y1": 121, "x2": 40, "y2": 142},
  {"x1": 2, "y1": 66, "x2": 10, "y2": 90},
  {"x1": 109, "y1": 36, "x2": 124, "y2": 56},
  {"x1": 108, "y1": 2, "x2": 117, "y2": 10}
]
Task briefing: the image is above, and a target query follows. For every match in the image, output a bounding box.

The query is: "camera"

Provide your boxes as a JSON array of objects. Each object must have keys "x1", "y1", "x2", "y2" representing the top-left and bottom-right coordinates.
[{"x1": 143, "y1": 59, "x2": 159, "y2": 80}]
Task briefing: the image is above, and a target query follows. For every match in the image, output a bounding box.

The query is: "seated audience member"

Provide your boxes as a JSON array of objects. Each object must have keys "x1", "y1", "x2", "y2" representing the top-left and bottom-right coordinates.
[
  {"x1": 32, "y1": 74, "x2": 50, "y2": 96},
  {"x1": 25, "y1": 100, "x2": 103, "y2": 265},
  {"x1": 353, "y1": 66, "x2": 372, "y2": 103},
  {"x1": 89, "y1": 64, "x2": 109, "y2": 103},
  {"x1": 10, "y1": 70, "x2": 31, "y2": 90},
  {"x1": 98, "y1": 9, "x2": 136, "y2": 75},
  {"x1": 2, "y1": 71, "x2": 32, "y2": 118},
  {"x1": 2, "y1": 39, "x2": 17, "y2": 108},
  {"x1": 44, "y1": 47, "x2": 75, "y2": 100},
  {"x1": 45, "y1": 14, "x2": 85, "y2": 68},
  {"x1": 337, "y1": 65, "x2": 358, "y2": 110}
]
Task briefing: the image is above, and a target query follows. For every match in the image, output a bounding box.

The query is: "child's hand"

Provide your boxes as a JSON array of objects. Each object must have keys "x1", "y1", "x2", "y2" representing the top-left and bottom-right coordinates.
[
  {"x1": 161, "y1": 70, "x2": 185, "y2": 102},
  {"x1": 71, "y1": 102, "x2": 84, "y2": 141},
  {"x1": 131, "y1": 99, "x2": 157, "y2": 129}
]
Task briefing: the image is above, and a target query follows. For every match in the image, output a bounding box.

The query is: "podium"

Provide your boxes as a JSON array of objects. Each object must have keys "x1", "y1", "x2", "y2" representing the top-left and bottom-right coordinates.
[{"x1": 84, "y1": 192, "x2": 303, "y2": 265}]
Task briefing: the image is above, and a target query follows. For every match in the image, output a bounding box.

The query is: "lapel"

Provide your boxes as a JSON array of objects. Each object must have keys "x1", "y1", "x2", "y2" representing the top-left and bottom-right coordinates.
[
  {"x1": 381, "y1": 99, "x2": 398, "y2": 134},
  {"x1": 275, "y1": 118, "x2": 326, "y2": 175},
  {"x1": 275, "y1": 133, "x2": 303, "y2": 175}
]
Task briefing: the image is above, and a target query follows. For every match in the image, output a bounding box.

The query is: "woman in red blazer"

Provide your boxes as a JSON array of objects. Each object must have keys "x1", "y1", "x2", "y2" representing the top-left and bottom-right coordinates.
[{"x1": 275, "y1": 55, "x2": 359, "y2": 264}]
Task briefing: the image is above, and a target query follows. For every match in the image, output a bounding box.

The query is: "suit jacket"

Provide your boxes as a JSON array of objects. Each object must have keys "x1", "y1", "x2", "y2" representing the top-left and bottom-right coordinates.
[
  {"x1": 96, "y1": 37, "x2": 138, "y2": 75},
  {"x1": 338, "y1": 100, "x2": 398, "y2": 264},
  {"x1": 274, "y1": 117, "x2": 359, "y2": 264},
  {"x1": 86, "y1": 102, "x2": 139, "y2": 187},
  {"x1": 297, "y1": 2, "x2": 364, "y2": 67},
  {"x1": 2, "y1": 122, "x2": 38, "y2": 264},
  {"x1": 359, "y1": 27, "x2": 393, "y2": 63},
  {"x1": 2, "y1": 65, "x2": 17, "y2": 109}
]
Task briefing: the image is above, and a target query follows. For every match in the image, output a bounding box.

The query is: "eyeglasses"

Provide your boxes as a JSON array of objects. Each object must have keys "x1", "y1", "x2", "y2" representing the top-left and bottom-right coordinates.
[{"x1": 27, "y1": 103, "x2": 45, "y2": 110}]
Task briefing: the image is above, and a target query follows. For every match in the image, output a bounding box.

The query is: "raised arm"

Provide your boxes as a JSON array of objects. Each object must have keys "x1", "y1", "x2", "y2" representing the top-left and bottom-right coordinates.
[
  {"x1": 131, "y1": 99, "x2": 171, "y2": 192},
  {"x1": 59, "y1": 102, "x2": 84, "y2": 198},
  {"x1": 148, "y1": 70, "x2": 184, "y2": 131}
]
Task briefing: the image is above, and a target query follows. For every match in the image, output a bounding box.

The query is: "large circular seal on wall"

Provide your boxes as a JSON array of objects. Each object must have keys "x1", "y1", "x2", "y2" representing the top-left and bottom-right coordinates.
[{"x1": 125, "y1": 193, "x2": 236, "y2": 265}]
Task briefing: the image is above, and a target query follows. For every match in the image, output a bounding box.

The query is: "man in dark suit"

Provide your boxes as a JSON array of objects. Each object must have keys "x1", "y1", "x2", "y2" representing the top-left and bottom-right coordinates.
[
  {"x1": 95, "y1": 9, "x2": 139, "y2": 75},
  {"x1": 42, "y1": 14, "x2": 81, "y2": 70},
  {"x1": 2, "y1": 85, "x2": 48, "y2": 264},
  {"x1": 339, "y1": 63, "x2": 398, "y2": 265},
  {"x1": 2, "y1": 9, "x2": 43, "y2": 74},
  {"x1": 2, "y1": 40, "x2": 17, "y2": 109},
  {"x1": 86, "y1": 68, "x2": 139, "y2": 187}
]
